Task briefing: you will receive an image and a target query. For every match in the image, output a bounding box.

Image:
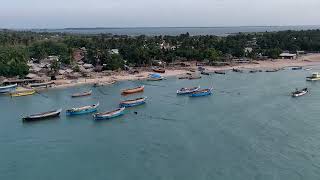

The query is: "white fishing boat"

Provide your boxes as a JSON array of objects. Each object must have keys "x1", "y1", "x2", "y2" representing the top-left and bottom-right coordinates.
[
  {"x1": 306, "y1": 72, "x2": 320, "y2": 81},
  {"x1": 292, "y1": 88, "x2": 308, "y2": 97}
]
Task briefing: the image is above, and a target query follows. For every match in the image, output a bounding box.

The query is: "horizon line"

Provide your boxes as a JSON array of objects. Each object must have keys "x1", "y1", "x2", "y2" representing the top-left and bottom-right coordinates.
[{"x1": 2, "y1": 25, "x2": 320, "y2": 30}]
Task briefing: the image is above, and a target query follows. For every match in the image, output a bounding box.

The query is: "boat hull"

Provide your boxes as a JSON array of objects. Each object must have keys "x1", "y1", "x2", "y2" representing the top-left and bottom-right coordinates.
[
  {"x1": 0, "y1": 84, "x2": 17, "y2": 93},
  {"x1": 71, "y1": 90, "x2": 92, "y2": 98},
  {"x1": 120, "y1": 100, "x2": 146, "y2": 108},
  {"x1": 122, "y1": 86, "x2": 144, "y2": 94},
  {"x1": 292, "y1": 89, "x2": 308, "y2": 97},
  {"x1": 66, "y1": 103, "x2": 99, "y2": 116},
  {"x1": 11, "y1": 90, "x2": 36, "y2": 97},
  {"x1": 66, "y1": 108, "x2": 97, "y2": 115},
  {"x1": 23, "y1": 110, "x2": 61, "y2": 122},
  {"x1": 94, "y1": 108, "x2": 125, "y2": 120},
  {"x1": 190, "y1": 88, "x2": 213, "y2": 97},
  {"x1": 306, "y1": 78, "x2": 320, "y2": 81},
  {"x1": 177, "y1": 86, "x2": 200, "y2": 95}
]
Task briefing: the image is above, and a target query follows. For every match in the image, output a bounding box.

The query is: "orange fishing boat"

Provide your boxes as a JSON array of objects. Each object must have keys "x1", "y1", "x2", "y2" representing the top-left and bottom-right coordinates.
[
  {"x1": 152, "y1": 67, "x2": 165, "y2": 73},
  {"x1": 121, "y1": 85, "x2": 144, "y2": 95}
]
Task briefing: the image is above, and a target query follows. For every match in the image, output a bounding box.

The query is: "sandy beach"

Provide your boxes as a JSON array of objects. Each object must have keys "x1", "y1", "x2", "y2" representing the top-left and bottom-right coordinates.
[{"x1": 51, "y1": 54, "x2": 320, "y2": 89}]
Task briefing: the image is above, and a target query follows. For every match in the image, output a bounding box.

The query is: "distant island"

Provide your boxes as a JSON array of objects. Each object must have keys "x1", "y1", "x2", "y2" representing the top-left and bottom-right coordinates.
[{"x1": 1, "y1": 28, "x2": 320, "y2": 87}]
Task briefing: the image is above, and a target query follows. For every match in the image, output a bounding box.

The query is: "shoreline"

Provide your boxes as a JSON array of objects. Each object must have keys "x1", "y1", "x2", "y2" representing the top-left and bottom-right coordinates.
[{"x1": 41, "y1": 54, "x2": 320, "y2": 90}]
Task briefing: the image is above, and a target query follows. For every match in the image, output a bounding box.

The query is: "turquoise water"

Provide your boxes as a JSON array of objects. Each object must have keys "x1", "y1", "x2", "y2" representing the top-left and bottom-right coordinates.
[{"x1": 1, "y1": 68, "x2": 320, "y2": 179}]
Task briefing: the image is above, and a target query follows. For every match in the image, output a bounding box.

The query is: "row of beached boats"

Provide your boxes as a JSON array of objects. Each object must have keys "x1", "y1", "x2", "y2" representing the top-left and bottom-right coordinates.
[
  {"x1": 0, "y1": 81, "x2": 56, "y2": 97},
  {"x1": 0, "y1": 84, "x2": 37, "y2": 97}
]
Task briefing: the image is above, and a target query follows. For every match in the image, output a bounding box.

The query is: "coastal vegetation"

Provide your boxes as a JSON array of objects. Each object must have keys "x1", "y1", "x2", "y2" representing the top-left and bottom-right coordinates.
[{"x1": 0, "y1": 29, "x2": 320, "y2": 77}]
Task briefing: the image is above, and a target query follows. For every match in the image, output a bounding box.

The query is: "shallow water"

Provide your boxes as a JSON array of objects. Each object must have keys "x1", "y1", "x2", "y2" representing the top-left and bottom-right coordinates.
[
  {"x1": 31, "y1": 26, "x2": 320, "y2": 36},
  {"x1": 1, "y1": 68, "x2": 320, "y2": 180}
]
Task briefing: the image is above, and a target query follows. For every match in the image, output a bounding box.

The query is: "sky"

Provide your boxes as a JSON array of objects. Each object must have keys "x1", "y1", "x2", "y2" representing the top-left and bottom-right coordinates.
[{"x1": 1, "y1": 0, "x2": 320, "y2": 29}]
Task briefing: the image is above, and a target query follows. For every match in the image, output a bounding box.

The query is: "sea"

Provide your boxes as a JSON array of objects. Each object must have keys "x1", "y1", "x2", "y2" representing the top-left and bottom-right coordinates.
[
  {"x1": 1, "y1": 66, "x2": 320, "y2": 179},
  {"x1": 29, "y1": 26, "x2": 320, "y2": 36}
]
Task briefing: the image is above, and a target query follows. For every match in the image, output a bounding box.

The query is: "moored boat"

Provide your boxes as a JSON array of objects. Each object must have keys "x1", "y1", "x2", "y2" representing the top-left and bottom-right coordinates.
[
  {"x1": 0, "y1": 84, "x2": 17, "y2": 93},
  {"x1": 249, "y1": 70, "x2": 258, "y2": 73},
  {"x1": 177, "y1": 86, "x2": 200, "y2": 95},
  {"x1": 233, "y1": 68, "x2": 243, "y2": 73},
  {"x1": 71, "y1": 90, "x2": 92, "y2": 98},
  {"x1": 29, "y1": 81, "x2": 54, "y2": 88},
  {"x1": 119, "y1": 97, "x2": 147, "y2": 107},
  {"x1": 10, "y1": 89, "x2": 36, "y2": 97},
  {"x1": 292, "y1": 66, "x2": 303, "y2": 70},
  {"x1": 93, "y1": 107, "x2": 125, "y2": 120},
  {"x1": 266, "y1": 69, "x2": 279, "y2": 72},
  {"x1": 121, "y1": 86, "x2": 144, "y2": 94},
  {"x1": 305, "y1": 68, "x2": 312, "y2": 71},
  {"x1": 152, "y1": 67, "x2": 165, "y2": 73},
  {"x1": 147, "y1": 74, "x2": 164, "y2": 81},
  {"x1": 190, "y1": 88, "x2": 213, "y2": 97},
  {"x1": 214, "y1": 71, "x2": 226, "y2": 75},
  {"x1": 66, "y1": 102, "x2": 99, "y2": 116},
  {"x1": 188, "y1": 74, "x2": 201, "y2": 80},
  {"x1": 306, "y1": 72, "x2": 320, "y2": 81},
  {"x1": 23, "y1": 109, "x2": 62, "y2": 122},
  {"x1": 201, "y1": 71, "x2": 210, "y2": 75},
  {"x1": 292, "y1": 88, "x2": 308, "y2": 97}
]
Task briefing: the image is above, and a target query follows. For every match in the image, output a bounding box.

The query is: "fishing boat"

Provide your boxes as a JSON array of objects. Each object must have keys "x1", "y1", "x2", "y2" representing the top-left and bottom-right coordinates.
[
  {"x1": 190, "y1": 88, "x2": 213, "y2": 97},
  {"x1": 292, "y1": 66, "x2": 303, "y2": 70},
  {"x1": 93, "y1": 107, "x2": 125, "y2": 120},
  {"x1": 305, "y1": 68, "x2": 312, "y2": 71},
  {"x1": 233, "y1": 68, "x2": 243, "y2": 73},
  {"x1": 119, "y1": 97, "x2": 147, "y2": 107},
  {"x1": 152, "y1": 67, "x2": 165, "y2": 73},
  {"x1": 147, "y1": 74, "x2": 164, "y2": 81},
  {"x1": 188, "y1": 75, "x2": 201, "y2": 80},
  {"x1": 71, "y1": 90, "x2": 92, "y2": 98},
  {"x1": 292, "y1": 88, "x2": 308, "y2": 97},
  {"x1": 198, "y1": 67, "x2": 205, "y2": 71},
  {"x1": 266, "y1": 69, "x2": 279, "y2": 72},
  {"x1": 0, "y1": 84, "x2": 17, "y2": 93},
  {"x1": 201, "y1": 71, "x2": 210, "y2": 75},
  {"x1": 10, "y1": 89, "x2": 36, "y2": 97},
  {"x1": 29, "y1": 81, "x2": 54, "y2": 88},
  {"x1": 306, "y1": 72, "x2": 320, "y2": 81},
  {"x1": 66, "y1": 102, "x2": 99, "y2": 116},
  {"x1": 177, "y1": 86, "x2": 200, "y2": 95},
  {"x1": 214, "y1": 71, "x2": 226, "y2": 75},
  {"x1": 23, "y1": 109, "x2": 62, "y2": 122},
  {"x1": 249, "y1": 70, "x2": 258, "y2": 73},
  {"x1": 121, "y1": 86, "x2": 144, "y2": 95},
  {"x1": 178, "y1": 75, "x2": 189, "y2": 79}
]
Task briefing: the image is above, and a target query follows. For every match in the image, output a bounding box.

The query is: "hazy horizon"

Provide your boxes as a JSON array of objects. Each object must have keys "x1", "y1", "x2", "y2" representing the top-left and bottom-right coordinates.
[{"x1": 1, "y1": 0, "x2": 320, "y2": 29}]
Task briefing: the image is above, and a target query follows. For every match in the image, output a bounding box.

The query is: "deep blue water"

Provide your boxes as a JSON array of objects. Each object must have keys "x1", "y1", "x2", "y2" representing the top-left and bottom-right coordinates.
[
  {"x1": 29, "y1": 26, "x2": 320, "y2": 36},
  {"x1": 2, "y1": 67, "x2": 320, "y2": 179}
]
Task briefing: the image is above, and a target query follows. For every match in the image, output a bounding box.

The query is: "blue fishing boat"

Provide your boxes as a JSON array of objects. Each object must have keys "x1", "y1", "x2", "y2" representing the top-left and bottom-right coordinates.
[
  {"x1": 177, "y1": 86, "x2": 200, "y2": 95},
  {"x1": 190, "y1": 88, "x2": 213, "y2": 97},
  {"x1": 93, "y1": 107, "x2": 125, "y2": 120},
  {"x1": 66, "y1": 102, "x2": 99, "y2": 116},
  {"x1": 147, "y1": 73, "x2": 164, "y2": 81},
  {"x1": 119, "y1": 97, "x2": 147, "y2": 108},
  {"x1": 0, "y1": 84, "x2": 17, "y2": 93}
]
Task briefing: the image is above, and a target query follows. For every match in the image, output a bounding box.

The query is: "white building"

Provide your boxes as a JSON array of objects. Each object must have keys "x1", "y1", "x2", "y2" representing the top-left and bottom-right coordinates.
[{"x1": 279, "y1": 53, "x2": 297, "y2": 59}]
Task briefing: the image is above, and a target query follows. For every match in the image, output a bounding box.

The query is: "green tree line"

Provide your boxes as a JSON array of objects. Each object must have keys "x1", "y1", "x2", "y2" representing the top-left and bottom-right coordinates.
[{"x1": 0, "y1": 29, "x2": 320, "y2": 77}]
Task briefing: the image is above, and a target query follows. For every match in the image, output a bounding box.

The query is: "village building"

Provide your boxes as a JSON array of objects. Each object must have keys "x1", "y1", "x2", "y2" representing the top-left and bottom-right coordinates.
[
  {"x1": 109, "y1": 49, "x2": 120, "y2": 55},
  {"x1": 279, "y1": 53, "x2": 297, "y2": 59}
]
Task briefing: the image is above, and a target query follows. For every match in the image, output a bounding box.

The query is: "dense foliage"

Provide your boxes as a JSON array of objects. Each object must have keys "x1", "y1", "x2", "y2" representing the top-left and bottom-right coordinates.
[{"x1": 0, "y1": 29, "x2": 320, "y2": 77}]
